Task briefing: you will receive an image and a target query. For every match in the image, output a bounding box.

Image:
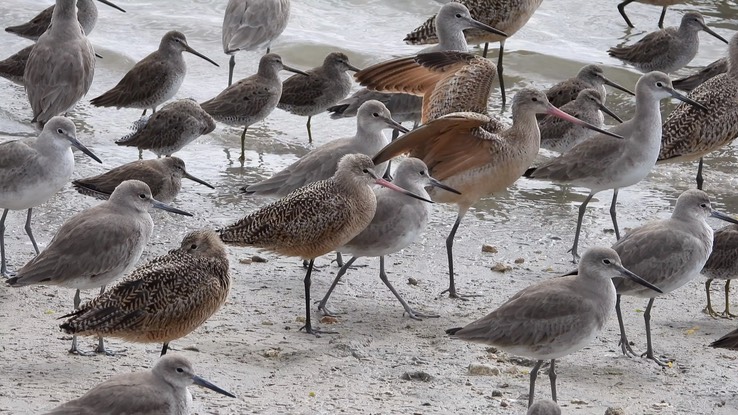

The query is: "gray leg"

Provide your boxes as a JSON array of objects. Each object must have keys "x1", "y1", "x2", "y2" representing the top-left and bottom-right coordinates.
[
  {"x1": 300, "y1": 259, "x2": 337, "y2": 336},
  {"x1": 442, "y1": 210, "x2": 479, "y2": 299},
  {"x1": 240, "y1": 126, "x2": 248, "y2": 162},
  {"x1": 704, "y1": 278, "x2": 718, "y2": 317},
  {"x1": 306, "y1": 116, "x2": 313, "y2": 143},
  {"x1": 379, "y1": 256, "x2": 439, "y2": 320},
  {"x1": 696, "y1": 158, "x2": 704, "y2": 190},
  {"x1": 69, "y1": 289, "x2": 83, "y2": 354},
  {"x1": 528, "y1": 359, "x2": 544, "y2": 407},
  {"x1": 482, "y1": 42, "x2": 489, "y2": 58},
  {"x1": 617, "y1": 0, "x2": 637, "y2": 28},
  {"x1": 1, "y1": 209, "x2": 9, "y2": 276},
  {"x1": 722, "y1": 279, "x2": 736, "y2": 318},
  {"x1": 228, "y1": 55, "x2": 236, "y2": 87},
  {"x1": 497, "y1": 40, "x2": 506, "y2": 107},
  {"x1": 642, "y1": 298, "x2": 671, "y2": 367},
  {"x1": 570, "y1": 192, "x2": 595, "y2": 263},
  {"x1": 658, "y1": 6, "x2": 667, "y2": 29},
  {"x1": 94, "y1": 285, "x2": 116, "y2": 355},
  {"x1": 548, "y1": 359, "x2": 557, "y2": 402},
  {"x1": 610, "y1": 189, "x2": 620, "y2": 240},
  {"x1": 24, "y1": 208, "x2": 40, "y2": 254},
  {"x1": 160, "y1": 342, "x2": 169, "y2": 356},
  {"x1": 317, "y1": 256, "x2": 358, "y2": 316},
  {"x1": 335, "y1": 251, "x2": 344, "y2": 267},
  {"x1": 141, "y1": 109, "x2": 147, "y2": 116},
  {"x1": 616, "y1": 294, "x2": 637, "y2": 357}
]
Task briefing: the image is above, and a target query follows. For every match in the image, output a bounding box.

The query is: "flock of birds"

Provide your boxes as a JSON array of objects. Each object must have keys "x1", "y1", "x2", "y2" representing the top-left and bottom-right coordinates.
[{"x1": 1, "y1": 0, "x2": 738, "y2": 413}]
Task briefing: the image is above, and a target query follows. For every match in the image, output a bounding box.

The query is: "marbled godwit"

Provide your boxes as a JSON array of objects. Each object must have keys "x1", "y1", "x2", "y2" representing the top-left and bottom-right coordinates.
[
  {"x1": 317, "y1": 158, "x2": 460, "y2": 319},
  {"x1": 42, "y1": 354, "x2": 235, "y2": 414},
  {"x1": 673, "y1": 57, "x2": 728, "y2": 92},
  {"x1": 545, "y1": 64, "x2": 634, "y2": 109},
  {"x1": 0, "y1": 45, "x2": 33, "y2": 86},
  {"x1": 24, "y1": 0, "x2": 95, "y2": 125},
  {"x1": 608, "y1": 12, "x2": 728, "y2": 74},
  {"x1": 218, "y1": 154, "x2": 432, "y2": 334},
  {"x1": 91, "y1": 31, "x2": 219, "y2": 116},
  {"x1": 73, "y1": 157, "x2": 214, "y2": 203},
  {"x1": 711, "y1": 327, "x2": 738, "y2": 350},
  {"x1": 447, "y1": 247, "x2": 660, "y2": 407},
  {"x1": 0, "y1": 116, "x2": 100, "y2": 277},
  {"x1": 222, "y1": 0, "x2": 291, "y2": 86},
  {"x1": 115, "y1": 99, "x2": 216, "y2": 157},
  {"x1": 617, "y1": 0, "x2": 685, "y2": 29},
  {"x1": 527, "y1": 400, "x2": 562, "y2": 415},
  {"x1": 526, "y1": 72, "x2": 707, "y2": 262},
  {"x1": 7, "y1": 180, "x2": 192, "y2": 354},
  {"x1": 61, "y1": 230, "x2": 230, "y2": 356},
  {"x1": 404, "y1": 0, "x2": 544, "y2": 105},
  {"x1": 5, "y1": 0, "x2": 125, "y2": 40},
  {"x1": 658, "y1": 34, "x2": 738, "y2": 190},
  {"x1": 243, "y1": 100, "x2": 405, "y2": 196},
  {"x1": 612, "y1": 189, "x2": 738, "y2": 366},
  {"x1": 540, "y1": 88, "x2": 623, "y2": 154},
  {"x1": 277, "y1": 52, "x2": 361, "y2": 142},
  {"x1": 361, "y1": 52, "x2": 619, "y2": 298},
  {"x1": 200, "y1": 53, "x2": 306, "y2": 162},
  {"x1": 701, "y1": 224, "x2": 738, "y2": 318}
]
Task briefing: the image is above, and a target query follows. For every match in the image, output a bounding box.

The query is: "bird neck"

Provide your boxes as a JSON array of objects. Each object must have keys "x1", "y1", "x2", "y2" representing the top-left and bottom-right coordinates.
[
  {"x1": 632, "y1": 89, "x2": 663, "y2": 140},
  {"x1": 509, "y1": 109, "x2": 541, "y2": 147},
  {"x1": 437, "y1": 25, "x2": 468, "y2": 52},
  {"x1": 50, "y1": 0, "x2": 81, "y2": 34}
]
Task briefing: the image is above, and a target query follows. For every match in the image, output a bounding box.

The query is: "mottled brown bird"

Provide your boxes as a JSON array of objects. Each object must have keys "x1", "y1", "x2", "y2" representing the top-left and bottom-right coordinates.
[{"x1": 60, "y1": 230, "x2": 230, "y2": 356}]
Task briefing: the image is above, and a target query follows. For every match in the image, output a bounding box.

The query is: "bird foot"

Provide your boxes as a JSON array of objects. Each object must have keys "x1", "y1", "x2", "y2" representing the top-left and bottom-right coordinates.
[
  {"x1": 566, "y1": 248, "x2": 581, "y2": 264},
  {"x1": 641, "y1": 351, "x2": 674, "y2": 368},
  {"x1": 95, "y1": 345, "x2": 127, "y2": 356},
  {"x1": 618, "y1": 338, "x2": 638, "y2": 358},
  {"x1": 718, "y1": 309, "x2": 737, "y2": 319},
  {"x1": 702, "y1": 306, "x2": 720, "y2": 319},
  {"x1": 69, "y1": 347, "x2": 98, "y2": 357},
  {"x1": 404, "y1": 309, "x2": 440, "y2": 321},
  {"x1": 299, "y1": 324, "x2": 339, "y2": 337},
  {"x1": 441, "y1": 288, "x2": 482, "y2": 301},
  {"x1": 317, "y1": 303, "x2": 339, "y2": 317}
]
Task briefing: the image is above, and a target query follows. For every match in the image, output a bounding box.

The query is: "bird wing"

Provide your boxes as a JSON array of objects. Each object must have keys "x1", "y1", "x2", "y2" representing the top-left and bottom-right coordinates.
[
  {"x1": 90, "y1": 53, "x2": 171, "y2": 108},
  {"x1": 278, "y1": 70, "x2": 329, "y2": 107},
  {"x1": 73, "y1": 161, "x2": 166, "y2": 197},
  {"x1": 607, "y1": 28, "x2": 675, "y2": 64},
  {"x1": 223, "y1": 0, "x2": 288, "y2": 52},
  {"x1": 0, "y1": 139, "x2": 40, "y2": 188},
  {"x1": 200, "y1": 76, "x2": 277, "y2": 119},
  {"x1": 528, "y1": 132, "x2": 625, "y2": 183},
  {"x1": 546, "y1": 78, "x2": 588, "y2": 108},
  {"x1": 673, "y1": 57, "x2": 728, "y2": 92},
  {"x1": 703, "y1": 225, "x2": 738, "y2": 272}
]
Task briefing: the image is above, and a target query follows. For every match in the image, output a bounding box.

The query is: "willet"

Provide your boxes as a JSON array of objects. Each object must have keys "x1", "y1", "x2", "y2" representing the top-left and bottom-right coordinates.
[
  {"x1": 404, "y1": 0, "x2": 544, "y2": 105},
  {"x1": 200, "y1": 53, "x2": 306, "y2": 162},
  {"x1": 61, "y1": 230, "x2": 230, "y2": 356},
  {"x1": 545, "y1": 64, "x2": 634, "y2": 109},
  {"x1": 617, "y1": 0, "x2": 686, "y2": 29},
  {"x1": 7, "y1": 180, "x2": 193, "y2": 354},
  {"x1": 446, "y1": 247, "x2": 660, "y2": 406},
  {"x1": 526, "y1": 72, "x2": 707, "y2": 262},
  {"x1": 0, "y1": 116, "x2": 101, "y2": 276},
  {"x1": 362, "y1": 52, "x2": 619, "y2": 298},
  {"x1": 42, "y1": 354, "x2": 235, "y2": 414},
  {"x1": 115, "y1": 99, "x2": 216, "y2": 157},
  {"x1": 701, "y1": 224, "x2": 738, "y2": 318},
  {"x1": 222, "y1": 0, "x2": 291, "y2": 86},
  {"x1": 24, "y1": 0, "x2": 95, "y2": 125},
  {"x1": 218, "y1": 154, "x2": 432, "y2": 334},
  {"x1": 0, "y1": 45, "x2": 33, "y2": 86},
  {"x1": 91, "y1": 31, "x2": 219, "y2": 116},
  {"x1": 5, "y1": 0, "x2": 125, "y2": 40},
  {"x1": 317, "y1": 158, "x2": 460, "y2": 319},
  {"x1": 658, "y1": 33, "x2": 738, "y2": 190},
  {"x1": 540, "y1": 88, "x2": 624, "y2": 154},
  {"x1": 711, "y1": 327, "x2": 738, "y2": 350},
  {"x1": 673, "y1": 57, "x2": 728, "y2": 92},
  {"x1": 527, "y1": 399, "x2": 562, "y2": 415},
  {"x1": 73, "y1": 157, "x2": 214, "y2": 203},
  {"x1": 608, "y1": 12, "x2": 728, "y2": 74},
  {"x1": 277, "y1": 52, "x2": 361, "y2": 142},
  {"x1": 328, "y1": 90, "x2": 421, "y2": 132},
  {"x1": 612, "y1": 189, "x2": 738, "y2": 366},
  {"x1": 243, "y1": 100, "x2": 405, "y2": 196}
]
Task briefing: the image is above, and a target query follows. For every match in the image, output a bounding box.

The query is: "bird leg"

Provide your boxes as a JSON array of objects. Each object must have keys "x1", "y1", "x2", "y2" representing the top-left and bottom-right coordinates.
[
  {"x1": 160, "y1": 342, "x2": 170, "y2": 356},
  {"x1": 228, "y1": 55, "x2": 236, "y2": 87},
  {"x1": 69, "y1": 289, "x2": 92, "y2": 356},
  {"x1": 317, "y1": 256, "x2": 358, "y2": 316},
  {"x1": 93, "y1": 285, "x2": 121, "y2": 356},
  {"x1": 528, "y1": 359, "x2": 544, "y2": 407},
  {"x1": 240, "y1": 126, "x2": 248, "y2": 163},
  {"x1": 379, "y1": 256, "x2": 439, "y2": 320},
  {"x1": 441, "y1": 210, "x2": 480, "y2": 299},
  {"x1": 1, "y1": 209, "x2": 10, "y2": 277},
  {"x1": 610, "y1": 189, "x2": 620, "y2": 240},
  {"x1": 497, "y1": 40, "x2": 507, "y2": 107},
  {"x1": 641, "y1": 298, "x2": 672, "y2": 367},
  {"x1": 548, "y1": 359, "x2": 557, "y2": 403},
  {"x1": 569, "y1": 193, "x2": 595, "y2": 263},
  {"x1": 721, "y1": 280, "x2": 736, "y2": 318},
  {"x1": 703, "y1": 278, "x2": 719, "y2": 318},
  {"x1": 658, "y1": 6, "x2": 667, "y2": 29},
  {"x1": 300, "y1": 259, "x2": 337, "y2": 336},
  {"x1": 617, "y1": 0, "x2": 636, "y2": 28},
  {"x1": 141, "y1": 109, "x2": 147, "y2": 116},
  {"x1": 24, "y1": 208, "x2": 40, "y2": 255},
  {"x1": 306, "y1": 116, "x2": 313, "y2": 143},
  {"x1": 334, "y1": 251, "x2": 345, "y2": 267},
  {"x1": 482, "y1": 42, "x2": 489, "y2": 58},
  {"x1": 616, "y1": 294, "x2": 637, "y2": 357},
  {"x1": 696, "y1": 158, "x2": 704, "y2": 190}
]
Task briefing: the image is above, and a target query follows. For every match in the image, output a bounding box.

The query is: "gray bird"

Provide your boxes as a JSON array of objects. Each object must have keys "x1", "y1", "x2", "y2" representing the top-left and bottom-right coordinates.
[
  {"x1": 702, "y1": 224, "x2": 738, "y2": 318},
  {"x1": 545, "y1": 64, "x2": 634, "y2": 109},
  {"x1": 5, "y1": 0, "x2": 125, "y2": 40}
]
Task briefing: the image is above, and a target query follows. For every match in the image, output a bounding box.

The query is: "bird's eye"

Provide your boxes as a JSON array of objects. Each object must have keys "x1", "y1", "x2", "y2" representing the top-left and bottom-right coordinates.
[
  {"x1": 656, "y1": 82, "x2": 663, "y2": 87},
  {"x1": 700, "y1": 203, "x2": 708, "y2": 208},
  {"x1": 372, "y1": 113, "x2": 379, "y2": 117},
  {"x1": 176, "y1": 368, "x2": 184, "y2": 373},
  {"x1": 531, "y1": 97, "x2": 538, "y2": 102},
  {"x1": 190, "y1": 244, "x2": 197, "y2": 249},
  {"x1": 362, "y1": 168, "x2": 369, "y2": 173},
  {"x1": 420, "y1": 171, "x2": 426, "y2": 176},
  {"x1": 57, "y1": 128, "x2": 64, "y2": 134},
  {"x1": 139, "y1": 194, "x2": 146, "y2": 199},
  {"x1": 455, "y1": 13, "x2": 462, "y2": 18},
  {"x1": 603, "y1": 259, "x2": 611, "y2": 265}
]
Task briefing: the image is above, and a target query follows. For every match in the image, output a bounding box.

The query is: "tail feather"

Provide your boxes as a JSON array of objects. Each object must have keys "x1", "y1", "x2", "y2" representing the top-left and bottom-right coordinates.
[
  {"x1": 445, "y1": 327, "x2": 463, "y2": 336},
  {"x1": 523, "y1": 167, "x2": 537, "y2": 178}
]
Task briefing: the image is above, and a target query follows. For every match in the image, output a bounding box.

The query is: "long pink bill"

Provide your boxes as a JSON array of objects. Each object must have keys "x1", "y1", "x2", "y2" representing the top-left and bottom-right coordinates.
[
  {"x1": 546, "y1": 104, "x2": 623, "y2": 139},
  {"x1": 374, "y1": 177, "x2": 434, "y2": 203}
]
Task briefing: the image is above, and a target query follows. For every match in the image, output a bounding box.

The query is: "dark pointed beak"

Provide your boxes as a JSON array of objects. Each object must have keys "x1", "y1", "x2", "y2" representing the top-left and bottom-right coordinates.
[
  {"x1": 65, "y1": 133, "x2": 102, "y2": 164},
  {"x1": 545, "y1": 104, "x2": 623, "y2": 139},
  {"x1": 711, "y1": 210, "x2": 738, "y2": 225},
  {"x1": 346, "y1": 63, "x2": 362, "y2": 72},
  {"x1": 700, "y1": 24, "x2": 729, "y2": 44},
  {"x1": 597, "y1": 102, "x2": 624, "y2": 123},
  {"x1": 151, "y1": 199, "x2": 194, "y2": 216},
  {"x1": 183, "y1": 171, "x2": 215, "y2": 189},
  {"x1": 465, "y1": 16, "x2": 508, "y2": 38},
  {"x1": 97, "y1": 0, "x2": 126, "y2": 13},
  {"x1": 667, "y1": 87, "x2": 708, "y2": 112},
  {"x1": 617, "y1": 264, "x2": 663, "y2": 293},
  {"x1": 192, "y1": 375, "x2": 237, "y2": 398},
  {"x1": 429, "y1": 176, "x2": 461, "y2": 195},
  {"x1": 367, "y1": 169, "x2": 434, "y2": 203},
  {"x1": 381, "y1": 116, "x2": 410, "y2": 133},
  {"x1": 283, "y1": 64, "x2": 309, "y2": 76},
  {"x1": 602, "y1": 76, "x2": 635, "y2": 96},
  {"x1": 184, "y1": 45, "x2": 220, "y2": 67}
]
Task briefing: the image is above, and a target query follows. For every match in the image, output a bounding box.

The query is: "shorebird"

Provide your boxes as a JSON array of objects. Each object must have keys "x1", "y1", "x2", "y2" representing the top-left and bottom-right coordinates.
[
  {"x1": 0, "y1": 116, "x2": 101, "y2": 277},
  {"x1": 613, "y1": 190, "x2": 738, "y2": 366},
  {"x1": 608, "y1": 12, "x2": 728, "y2": 74},
  {"x1": 539, "y1": 88, "x2": 624, "y2": 154},
  {"x1": 673, "y1": 57, "x2": 728, "y2": 92},
  {"x1": 42, "y1": 354, "x2": 235, "y2": 414},
  {"x1": 115, "y1": 99, "x2": 216, "y2": 157},
  {"x1": 447, "y1": 247, "x2": 660, "y2": 407},
  {"x1": 222, "y1": 0, "x2": 291, "y2": 86},
  {"x1": 200, "y1": 53, "x2": 306, "y2": 162},
  {"x1": 404, "y1": 0, "x2": 544, "y2": 105},
  {"x1": 24, "y1": 0, "x2": 95, "y2": 125},
  {"x1": 658, "y1": 33, "x2": 738, "y2": 190},
  {"x1": 73, "y1": 157, "x2": 214, "y2": 203},
  {"x1": 61, "y1": 230, "x2": 230, "y2": 356},
  {"x1": 7, "y1": 180, "x2": 193, "y2": 355},
  {"x1": 526, "y1": 72, "x2": 707, "y2": 262},
  {"x1": 617, "y1": 0, "x2": 686, "y2": 29},
  {"x1": 0, "y1": 45, "x2": 33, "y2": 86},
  {"x1": 701, "y1": 224, "x2": 738, "y2": 318},
  {"x1": 711, "y1": 327, "x2": 738, "y2": 350},
  {"x1": 277, "y1": 52, "x2": 361, "y2": 142},
  {"x1": 545, "y1": 64, "x2": 634, "y2": 108},
  {"x1": 528, "y1": 400, "x2": 562, "y2": 415},
  {"x1": 5, "y1": 0, "x2": 125, "y2": 40},
  {"x1": 317, "y1": 158, "x2": 460, "y2": 319},
  {"x1": 243, "y1": 100, "x2": 405, "y2": 196},
  {"x1": 91, "y1": 31, "x2": 219, "y2": 116},
  {"x1": 360, "y1": 52, "x2": 619, "y2": 298},
  {"x1": 218, "y1": 154, "x2": 432, "y2": 334}
]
